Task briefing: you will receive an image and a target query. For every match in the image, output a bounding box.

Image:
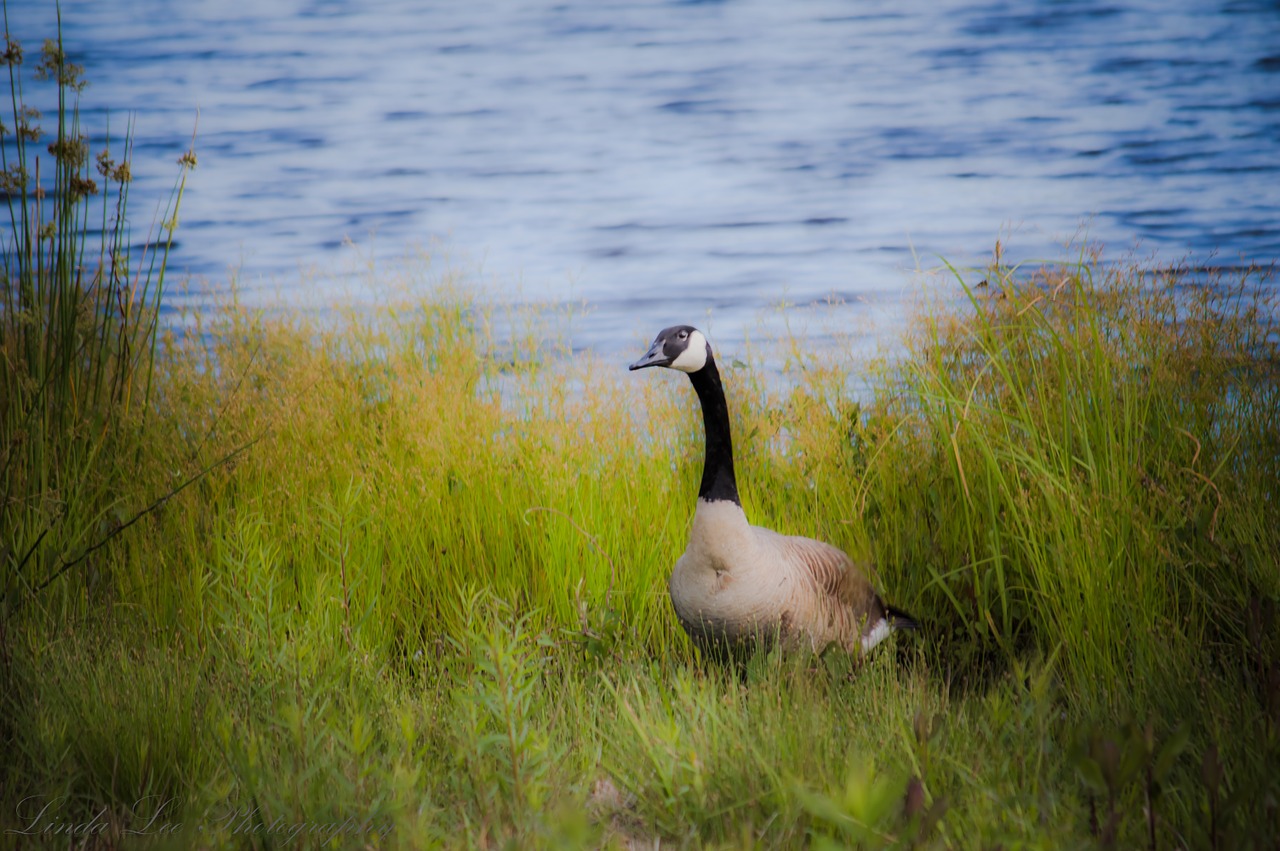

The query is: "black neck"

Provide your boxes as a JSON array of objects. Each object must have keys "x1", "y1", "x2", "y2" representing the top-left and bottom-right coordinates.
[{"x1": 688, "y1": 355, "x2": 739, "y2": 504}]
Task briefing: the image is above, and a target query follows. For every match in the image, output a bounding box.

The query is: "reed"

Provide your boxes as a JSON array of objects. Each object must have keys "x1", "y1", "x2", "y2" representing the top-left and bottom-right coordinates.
[{"x1": 0, "y1": 4, "x2": 194, "y2": 620}]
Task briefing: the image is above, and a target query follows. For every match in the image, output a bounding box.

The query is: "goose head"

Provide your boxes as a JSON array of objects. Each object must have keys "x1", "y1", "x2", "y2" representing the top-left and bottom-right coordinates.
[{"x1": 628, "y1": 325, "x2": 710, "y2": 373}]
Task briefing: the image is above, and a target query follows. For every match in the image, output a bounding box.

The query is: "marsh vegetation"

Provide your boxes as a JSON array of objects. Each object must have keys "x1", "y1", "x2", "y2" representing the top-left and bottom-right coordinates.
[{"x1": 3, "y1": 15, "x2": 1279, "y2": 851}]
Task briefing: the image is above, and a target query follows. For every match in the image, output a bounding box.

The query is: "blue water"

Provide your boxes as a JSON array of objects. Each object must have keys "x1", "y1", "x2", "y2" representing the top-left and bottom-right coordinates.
[{"x1": 6, "y1": 0, "x2": 1280, "y2": 351}]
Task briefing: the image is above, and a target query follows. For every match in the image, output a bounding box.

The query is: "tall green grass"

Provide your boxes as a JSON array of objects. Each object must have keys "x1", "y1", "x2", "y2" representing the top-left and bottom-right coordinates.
[
  {"x1": 2, "y1": 249, "x2": 1277, "y2": 848},
  {"x1": 866, "y1": 257, "x2": 1280, "y2": 703}
]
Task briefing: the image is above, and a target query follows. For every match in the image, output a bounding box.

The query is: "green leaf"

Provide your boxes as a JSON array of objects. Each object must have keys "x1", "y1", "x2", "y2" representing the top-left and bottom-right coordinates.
[
  {"x1": 1074, "y1": 758, "x2": 1107, "y2": 795},
  {"x1": 1152, "y1": 725, "x2": 1190, "y2": 781}
]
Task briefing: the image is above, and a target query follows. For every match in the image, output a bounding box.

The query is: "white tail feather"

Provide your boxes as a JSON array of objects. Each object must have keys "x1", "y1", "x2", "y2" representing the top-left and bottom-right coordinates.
[{"x1": 860, "y1": 618, "x2": 894, "y2": 653}]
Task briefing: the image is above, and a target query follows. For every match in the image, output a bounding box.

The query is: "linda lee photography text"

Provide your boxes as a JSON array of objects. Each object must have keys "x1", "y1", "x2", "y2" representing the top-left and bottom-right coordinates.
[{"x1": 6, "y1": 796, "x2": 394, "y2": 843}]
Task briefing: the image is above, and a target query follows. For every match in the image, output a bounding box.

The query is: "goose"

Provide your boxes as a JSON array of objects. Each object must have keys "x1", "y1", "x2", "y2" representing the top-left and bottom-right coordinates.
[{"x1": 629, "y1": 325, "x2": 918, "y2": 656}]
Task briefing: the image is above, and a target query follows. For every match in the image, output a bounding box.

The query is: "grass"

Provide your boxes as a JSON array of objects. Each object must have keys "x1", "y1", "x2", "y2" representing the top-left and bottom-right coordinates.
[
  {"x1": 3, "y1": 11, "x2": 1280, "y2": 849},
  {"x1": 0, "y1": 9, "x2": 195, "y2": 621},
  {"x1": 2, "y1": 250, "x2": 1279, "y2": 849}
]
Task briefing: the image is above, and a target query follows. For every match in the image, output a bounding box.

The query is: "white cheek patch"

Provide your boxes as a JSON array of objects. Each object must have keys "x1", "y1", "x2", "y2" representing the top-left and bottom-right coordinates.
[{"x1": 670, "y1": 330, "x2": 709, "y2": 373}]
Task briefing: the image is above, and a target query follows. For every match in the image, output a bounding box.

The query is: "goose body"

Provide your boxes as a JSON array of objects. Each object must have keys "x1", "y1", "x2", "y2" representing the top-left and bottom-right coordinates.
[{"x1": 630, "y1": 325, "x2": 917, "y2": 655}]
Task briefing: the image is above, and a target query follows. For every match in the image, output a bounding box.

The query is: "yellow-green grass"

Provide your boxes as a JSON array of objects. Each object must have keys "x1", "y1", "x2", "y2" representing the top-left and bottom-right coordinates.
[{"x1": 2, "y1": 257, "x2": 1278, "y2": 849}]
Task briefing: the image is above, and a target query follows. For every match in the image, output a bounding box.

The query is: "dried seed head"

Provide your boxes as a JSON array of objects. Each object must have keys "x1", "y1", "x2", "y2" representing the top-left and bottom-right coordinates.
[
  {"x1": 16, "y1": 106, "x2": 41, "y2": 142},
  {"x1": 48, "y1": 134, "x2": 89, "y2": 169},
  {"x1": 35, "y1": 38, "x2": 62, "y2": 74},
  {"x1": 67, "y1": 175, "x2": 98, "y2": 202},
  {"x1": 178, "y1": 149, "x2": 198, "y2": 169},
  {"x1": 35, "y1": 38, "x2": 87, "y2": 91},
  {"x1": 0, "y1": 163, "x2": 28, "y2": 194},
  {"x1": 2, "y1": 35, "x2": 22, "y2": 67}
]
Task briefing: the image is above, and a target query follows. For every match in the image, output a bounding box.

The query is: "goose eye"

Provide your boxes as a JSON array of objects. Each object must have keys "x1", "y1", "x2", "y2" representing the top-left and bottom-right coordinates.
[{"x1": 678, "y1": 330, "x2": 688, "y2": 339}]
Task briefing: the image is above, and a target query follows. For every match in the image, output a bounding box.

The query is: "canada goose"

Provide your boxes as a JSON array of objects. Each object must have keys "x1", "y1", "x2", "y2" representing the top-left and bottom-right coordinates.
[{"x1": 630, "y1": 325, "x2": 917, "y2": 656}]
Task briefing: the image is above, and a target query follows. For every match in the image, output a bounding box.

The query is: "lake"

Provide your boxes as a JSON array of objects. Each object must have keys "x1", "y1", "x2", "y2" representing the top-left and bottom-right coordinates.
[{"x1": 6, "y1": 0, "x2": 1279, "y2": 352}]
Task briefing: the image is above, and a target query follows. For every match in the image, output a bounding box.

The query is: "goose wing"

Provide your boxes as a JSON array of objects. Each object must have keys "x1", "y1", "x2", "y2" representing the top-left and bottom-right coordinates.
[
  {"x1": 780, "y1": 535, "x2": 880, "y2": 610},
  {"x1": 745, "y1": 530, "x2": 883, "y2": 649}
]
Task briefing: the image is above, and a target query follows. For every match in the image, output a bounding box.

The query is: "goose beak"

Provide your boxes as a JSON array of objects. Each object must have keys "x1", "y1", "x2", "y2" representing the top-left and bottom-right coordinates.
[{"x1": 629, "y1": 339, "x2": 671, "y2": 371}]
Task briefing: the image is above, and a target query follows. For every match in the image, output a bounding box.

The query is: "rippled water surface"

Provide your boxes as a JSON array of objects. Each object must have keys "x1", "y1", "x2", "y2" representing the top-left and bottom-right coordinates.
[{"x1": 8, "y1": 0, "x2": 1280, "y2": 350}]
